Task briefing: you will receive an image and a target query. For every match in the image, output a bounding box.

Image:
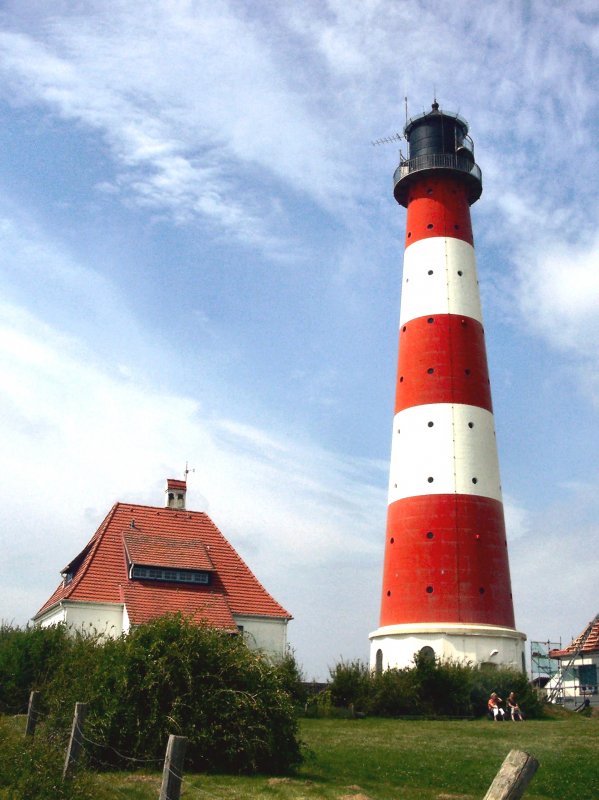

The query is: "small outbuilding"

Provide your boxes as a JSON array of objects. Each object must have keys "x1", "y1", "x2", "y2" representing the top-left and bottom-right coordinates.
[
  {"x1": 546, "y1": 614, "x2": 599, "y2": 707},
  {"x1": 33, "y1": 479, "x2": 292, "y2": 659}
]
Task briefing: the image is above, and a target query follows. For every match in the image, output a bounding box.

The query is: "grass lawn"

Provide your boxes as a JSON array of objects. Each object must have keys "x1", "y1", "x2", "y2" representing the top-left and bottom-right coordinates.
[{"x1": 87, "y1": 710, "x2": 599, "y2": 800}]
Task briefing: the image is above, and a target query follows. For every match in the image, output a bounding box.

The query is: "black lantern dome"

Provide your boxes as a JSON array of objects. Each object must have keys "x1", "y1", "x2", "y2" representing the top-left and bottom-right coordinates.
[{"x1": 393, "y1": 101, "x2": 482, "y2": 207}]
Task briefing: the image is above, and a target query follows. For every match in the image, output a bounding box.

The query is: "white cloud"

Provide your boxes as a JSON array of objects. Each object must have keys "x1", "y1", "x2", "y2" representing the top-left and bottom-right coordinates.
[
  {"x1": 0, "y1": 4, "x2": 349, "y2": 253},
  {"x1": 517, "y1": 229, "x2": 599, "y2": 349},
  {"x1": 511, "y1": 479, "x2": 599, "y2": 648},
  {"x1": 503, "y1": 494, "x2": 531, "y2": 542},
  {"x1": 504, "y1": 225, "x2": 599, "y2": 409}
]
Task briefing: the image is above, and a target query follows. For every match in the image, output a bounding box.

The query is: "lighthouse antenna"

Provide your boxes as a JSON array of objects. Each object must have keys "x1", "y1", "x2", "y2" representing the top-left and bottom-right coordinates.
[{"x1": 371, "y1": 132, "x2": 403, "y2": 147}]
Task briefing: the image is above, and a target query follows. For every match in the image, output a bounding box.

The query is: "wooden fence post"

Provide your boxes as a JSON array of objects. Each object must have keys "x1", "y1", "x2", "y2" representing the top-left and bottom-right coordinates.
[
  {"x1": 62, "y1": 702, "x2": 88, "y2": 780},
  {"x1": 483, "y1": 749, "x2": 539, "y2": 800},
  {"x1": 25, "y1": 690, "x2": 40, "y2": 737},
  {"x1": 159, "y1": 735, "x2": 188, "y2": 800}
]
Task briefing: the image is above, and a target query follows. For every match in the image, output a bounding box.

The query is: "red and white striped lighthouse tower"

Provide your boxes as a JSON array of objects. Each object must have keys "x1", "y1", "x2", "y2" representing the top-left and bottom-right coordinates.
[{"x1": 369, "y1": 102, "x2": 525, "y2": 671}]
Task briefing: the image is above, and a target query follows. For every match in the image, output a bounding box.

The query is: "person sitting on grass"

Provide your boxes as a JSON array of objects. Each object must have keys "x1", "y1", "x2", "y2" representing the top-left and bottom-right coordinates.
[
  {"x1": 488, "y1": 692, "x2": 505, "y2": 721},
  {"x1": 507, "y1": 691, "x2": 524, "y2": 721}
]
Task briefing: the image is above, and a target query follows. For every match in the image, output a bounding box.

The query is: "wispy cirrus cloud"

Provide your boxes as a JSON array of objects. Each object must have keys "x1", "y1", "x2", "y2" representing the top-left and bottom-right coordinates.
[{"x1": 0, "y1": 4, "x2": 350, "y2": 255}]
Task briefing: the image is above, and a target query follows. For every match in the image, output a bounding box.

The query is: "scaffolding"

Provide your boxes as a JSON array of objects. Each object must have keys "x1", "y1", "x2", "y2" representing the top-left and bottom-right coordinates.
[
  {"x1": 545, "y1": 614, "x2": 599, "y2": 707},
  {"x1": 530, "y1": 640, "x2": 560, "y2": 698}
]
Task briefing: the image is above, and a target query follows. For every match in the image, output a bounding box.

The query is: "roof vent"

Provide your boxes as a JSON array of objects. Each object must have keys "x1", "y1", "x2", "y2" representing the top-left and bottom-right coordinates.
[{"x1": 165, "y1": 478, "x2": 187, "y2": 510}]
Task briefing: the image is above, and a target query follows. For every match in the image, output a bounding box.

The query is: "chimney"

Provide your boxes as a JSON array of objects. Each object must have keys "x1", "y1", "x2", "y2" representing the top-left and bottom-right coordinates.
[{"x1": 165, "y1": 478, "x2": 187, "y2": 510}]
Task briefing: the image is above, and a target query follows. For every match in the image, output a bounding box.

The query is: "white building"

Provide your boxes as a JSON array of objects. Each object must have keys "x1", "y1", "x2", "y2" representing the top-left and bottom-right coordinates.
[
  {"x1": 34, "y1": 479, "x2": 292, "y2": 660},
  {"x1": 546, "y1": 614, "x2": 599, "y2": 707}
]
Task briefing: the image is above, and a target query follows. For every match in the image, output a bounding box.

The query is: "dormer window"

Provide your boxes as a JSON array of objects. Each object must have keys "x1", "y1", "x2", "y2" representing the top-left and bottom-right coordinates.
[
  {"x1": 123, "y1": 530, "x2": 215, "y2": 589},
  {"x1": 60, "y1": 541, "x2": 94, "y2": 587},
  {"x1": 131, "y1": 565, "x2": 211, "y2": 584}
]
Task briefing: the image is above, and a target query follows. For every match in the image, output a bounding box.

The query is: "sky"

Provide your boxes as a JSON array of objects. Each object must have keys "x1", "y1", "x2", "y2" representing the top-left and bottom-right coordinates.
[{"x1": 0, "y1": 0, "x2": 598, "y2": 681}]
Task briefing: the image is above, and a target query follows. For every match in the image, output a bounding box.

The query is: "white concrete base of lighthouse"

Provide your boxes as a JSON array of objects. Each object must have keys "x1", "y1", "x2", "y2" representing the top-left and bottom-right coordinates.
[{"x1": 369, "y1": 622, "x2": 526, "y2": 673}]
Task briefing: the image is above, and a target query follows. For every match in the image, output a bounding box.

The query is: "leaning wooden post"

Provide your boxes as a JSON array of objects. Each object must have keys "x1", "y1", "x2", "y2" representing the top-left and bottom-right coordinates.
[
  {"x1": 159, "y1": 735, "x2": 188, "y2": 800},
  {"x1": 483, "y1": 749, "x2": 539, "y2": 800},
  {"x1": 25, "y1": 690, "x2": 41, "y2": 737},
  {"x1": 62, "y1": 702, "x2": 88, "y2": 780}
]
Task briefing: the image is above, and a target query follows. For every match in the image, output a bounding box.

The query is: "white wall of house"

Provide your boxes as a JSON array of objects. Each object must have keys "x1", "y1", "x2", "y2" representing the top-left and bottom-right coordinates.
[
  {"x1": 122, "y1": 603, "x2": 131, "y2": 634},
  {"x1": 36, "y1": 601, "x2": 125, "y2": 638},
  {"x1": 546, "y1": 653, "x2": 599, "y2": 704},
  {"x1": 234, "y1": 615, "x2": 288, "y2": 659},
  {"x1": 36, "y1": 603, "x2": 288, "y2": 659}
]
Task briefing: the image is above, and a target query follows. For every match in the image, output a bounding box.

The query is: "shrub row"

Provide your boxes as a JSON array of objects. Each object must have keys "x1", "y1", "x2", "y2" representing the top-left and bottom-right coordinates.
[
  {"x1": 0, "y1": 622, "x2": 68, "y2": 715},
  {"x1": 327, "y1": 651, "x2": 542, "y2": 719},
  {"x1": 0, "y1": 616, "x2": 302, "y2": 774}
]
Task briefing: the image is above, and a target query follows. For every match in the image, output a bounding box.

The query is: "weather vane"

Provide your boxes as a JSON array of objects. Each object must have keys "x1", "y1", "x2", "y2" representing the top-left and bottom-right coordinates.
[{"x1": 184, "y1": 461, "x2": 195, "y2": 480}]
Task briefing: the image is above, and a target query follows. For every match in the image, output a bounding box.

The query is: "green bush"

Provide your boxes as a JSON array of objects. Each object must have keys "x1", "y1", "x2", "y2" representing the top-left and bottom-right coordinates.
[
  {"x1": 369, "y1": 667, "x2": 419, "y2": 716},
  {"x1": 274, "y1": 650, "x2": 308, "y2": 708},
  {"x1": 0, "y1": 717, "x2": 93, "y2": 800},
  {"x1": 0, "y1": 623, "x2": 69, "y2": 714},
  {"x1": 469, "y1": 664, "x2": 542, "y2": 719},
  {"x1": 329, "y1": 659, "x2": 371, "y2": 711},
  {"x1": 411, "y1": 652, "x2": 475, "y2": 716},
  {"x1": 304, "y1": 687, "x2": 334, "y2": 717},
  {"x1": 328, "y1": 653, "x2": 542, "y2": 720},
  {"x1": 44, "y1": 615, "x2": 302, "y2": 774}
]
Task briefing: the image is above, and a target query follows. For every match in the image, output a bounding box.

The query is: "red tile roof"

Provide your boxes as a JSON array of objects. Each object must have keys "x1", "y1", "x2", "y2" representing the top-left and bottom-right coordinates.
[
  {"x1": 549, "y1": 614, "x2": 599, "y2": 658},
  {"x1": 35, "y1": 503, "x2": 291, "y2": 628},
  {"x1": 123, "y1": 532, "x2": 215, "y2": 571},
  {"x1": 122, "y1": 584, "x2": 236, "y2": 628}
]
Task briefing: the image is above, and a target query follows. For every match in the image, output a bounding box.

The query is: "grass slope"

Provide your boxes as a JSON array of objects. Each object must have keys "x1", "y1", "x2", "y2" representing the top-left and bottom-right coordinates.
[{"x1": 12, "y1": 711, "x2": 599, "y2": 800}]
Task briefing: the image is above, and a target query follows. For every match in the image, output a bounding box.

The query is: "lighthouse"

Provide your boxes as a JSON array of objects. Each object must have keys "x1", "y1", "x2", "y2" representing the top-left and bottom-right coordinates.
[{"x1": 369, "y1": 102, "x2": 525, "y2": 672}]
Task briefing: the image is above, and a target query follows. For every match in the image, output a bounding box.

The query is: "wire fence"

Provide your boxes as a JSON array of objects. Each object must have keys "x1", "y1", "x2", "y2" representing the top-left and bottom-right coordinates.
[
  {"x1": 6, "y1": 691, "x2": 190, "y2": 800},
  {"x1": 4, "y1": 693, "x2": 542, "y2": 799}
]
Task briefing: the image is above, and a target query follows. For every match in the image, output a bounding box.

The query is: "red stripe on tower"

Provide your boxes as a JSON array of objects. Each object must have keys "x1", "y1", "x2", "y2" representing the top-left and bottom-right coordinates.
[{"x1": 370, "y1": 102, "x2": 525, "y2": 673}]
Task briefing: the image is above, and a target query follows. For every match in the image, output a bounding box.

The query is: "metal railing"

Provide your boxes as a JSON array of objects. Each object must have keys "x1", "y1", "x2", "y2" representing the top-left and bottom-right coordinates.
[{"x1": 393, "y1": 153, "x2": 482, "y2": 186}]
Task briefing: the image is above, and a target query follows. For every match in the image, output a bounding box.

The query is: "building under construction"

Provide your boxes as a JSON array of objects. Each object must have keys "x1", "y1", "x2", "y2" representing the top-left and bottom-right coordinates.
[{"x1": 537, "y1": 614, "x2": 599, "y2": 708}]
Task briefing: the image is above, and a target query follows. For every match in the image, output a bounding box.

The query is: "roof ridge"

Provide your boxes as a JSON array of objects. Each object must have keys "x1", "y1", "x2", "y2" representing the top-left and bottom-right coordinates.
[
  {"x1": 65, "y1": 503, "x2": 120, "y2": 596},
  {"x1": 114, "y1": 502, "x2": 210, "y2": 516},
  {"x1": 550, "y1": 613, "x2": 599, "y2": 657},
  {"x1": 34, "y1": 503, "x2": 120, "y2": 617},
  {"x1": 220, "y1": 528, "x2": 291, "y2": 618}
]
